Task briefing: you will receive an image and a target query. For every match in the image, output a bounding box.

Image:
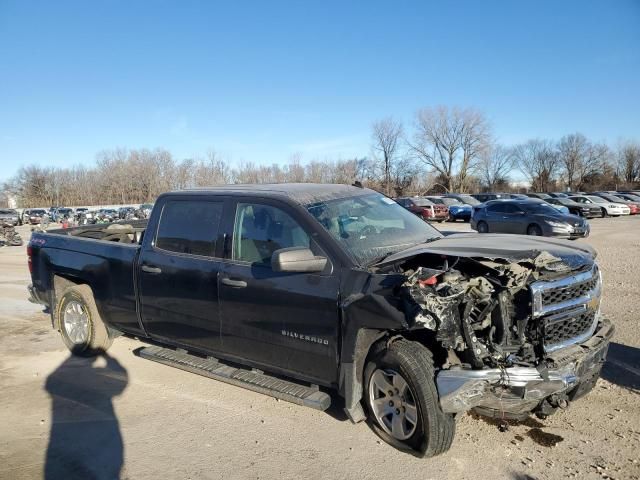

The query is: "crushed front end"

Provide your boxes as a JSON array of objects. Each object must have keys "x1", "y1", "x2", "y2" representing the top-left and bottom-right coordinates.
[{"x1": 377, "y1": 236, "x2": 613, "y2": 420}]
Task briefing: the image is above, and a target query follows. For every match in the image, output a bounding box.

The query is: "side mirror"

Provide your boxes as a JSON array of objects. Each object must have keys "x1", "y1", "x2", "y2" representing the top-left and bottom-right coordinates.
[{"x1": 271, "y1": 247, "x2": 327, "y2": 273}]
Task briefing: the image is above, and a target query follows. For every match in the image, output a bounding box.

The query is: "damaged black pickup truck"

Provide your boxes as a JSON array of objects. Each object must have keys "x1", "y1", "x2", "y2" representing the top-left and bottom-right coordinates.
[{"x1": 27, "y1": 184, "x2": 613, "y2": 456}]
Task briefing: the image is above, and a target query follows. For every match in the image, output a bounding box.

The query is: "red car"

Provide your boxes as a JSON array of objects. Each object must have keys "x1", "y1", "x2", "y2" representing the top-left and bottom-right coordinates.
[{"x1": 395, "y1": 196, "x2": 449, "y2": 222}]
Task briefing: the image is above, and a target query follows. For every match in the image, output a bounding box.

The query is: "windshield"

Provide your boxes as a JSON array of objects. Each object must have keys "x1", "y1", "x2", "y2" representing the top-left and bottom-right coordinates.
[
  {"x1": 307, "y1": 193, "x2": 443, "y2": 266},
  {"x1": 0, "y1": 209, "x2": 14, "y2": 214},
  {"x1": 31, "y1": 210, "x2": 46, "y2": 215},
  {"x1": 587, "y1": 196, "x2": 607, "y2": 204},
  {"x1": 522, "y1": 203, "x2": 563, "y2": 216},
  {"x1": 453, "y1": 195, "x2": 480, "y2": 206},
  {"x1": 413, "y1": 198, "x2": 434, "y2": 206},
  {"x1": 438, "y1": 198, "x2": 462, "y2": 206}
]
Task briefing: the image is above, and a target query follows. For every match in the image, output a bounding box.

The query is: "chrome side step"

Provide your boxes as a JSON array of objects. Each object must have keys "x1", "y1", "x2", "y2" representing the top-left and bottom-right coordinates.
[{"x1": 138, "y1": 345, "x2": 331, "y2": 411}]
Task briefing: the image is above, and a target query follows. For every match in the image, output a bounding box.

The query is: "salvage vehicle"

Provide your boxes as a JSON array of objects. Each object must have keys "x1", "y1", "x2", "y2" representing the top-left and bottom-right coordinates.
[
  {"x1": 426, "y1": 196, "x2": 472, "y2": 222},
  {"x1": 546, "y1": 198, "x2": 601, "y2": 218},
  {"x1": 0, "y1": 209, "x2": 20, "y2": 226},
  {"x1": 569, "y1": 195, "x2": 630, "y2": 218},
  {"x1": 74, "y1": 207, "x2": 89, "y2": 221},
  {"x1": 471, "y1": 199, "x2": 589, "y2": 239},
  {"x1": 27, "y1": 184, "x2": 612, "y2": 457},
  {"x1": 395, "y1": 196, "x2": 449, "y2": 222},
  {"x1": 53, "y1": 207, "x2": 74, "y2": 221},
  {"x1": 118, "y1": 206, "x2": 138, "y2": 220},
  {"x1": 0, "y1": 222, "x2": 22, "y2": 246},
  {"x1": 25, "y1": 209, "x2": 47, "y2": 225},
  {"x1": 137, "y1": 203, "x2": 154, "y2": 219}
]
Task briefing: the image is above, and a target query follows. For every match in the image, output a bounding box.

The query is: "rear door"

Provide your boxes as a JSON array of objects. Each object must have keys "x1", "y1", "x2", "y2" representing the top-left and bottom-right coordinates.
[
  {"x1": 501, "y1": 203, "x2": 527, "y2": 233},
  {"x1": 484, "y1": 203, "x2": 509, "y2": 231},
  {"x1": 138, "y1": 197, "x2": 225, "y2": 352},
  {"x1": 218, "y1": 198, "x2": 340, "y2": 385}
]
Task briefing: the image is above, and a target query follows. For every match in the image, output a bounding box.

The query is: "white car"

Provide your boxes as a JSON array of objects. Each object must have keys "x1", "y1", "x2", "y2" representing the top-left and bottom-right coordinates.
[{"x1": 569, "y1": 195, "x2": 630, "y2": 217}]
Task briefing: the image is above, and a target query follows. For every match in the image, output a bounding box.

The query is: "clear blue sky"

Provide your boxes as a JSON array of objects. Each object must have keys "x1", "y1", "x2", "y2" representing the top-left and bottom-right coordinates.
[{"x1": 1, "y1": 0, "x2": 639, "y2": 182}]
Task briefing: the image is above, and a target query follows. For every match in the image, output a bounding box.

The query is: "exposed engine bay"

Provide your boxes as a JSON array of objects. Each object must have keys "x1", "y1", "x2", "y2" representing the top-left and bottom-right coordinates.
[{"x1": 398, "y1": 253, "x2": 546, "y2": 370}]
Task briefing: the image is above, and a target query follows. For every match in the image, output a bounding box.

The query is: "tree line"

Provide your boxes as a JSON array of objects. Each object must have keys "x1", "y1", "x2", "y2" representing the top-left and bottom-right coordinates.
[{"x1": 2, "y1": 105, "x2": 639, "y2": 208}]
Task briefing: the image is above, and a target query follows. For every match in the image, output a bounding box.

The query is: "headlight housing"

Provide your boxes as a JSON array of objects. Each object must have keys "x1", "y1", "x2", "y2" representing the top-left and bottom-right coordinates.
[{"x1": 546, "y1": 220, "x2": 568, "y2": 228}]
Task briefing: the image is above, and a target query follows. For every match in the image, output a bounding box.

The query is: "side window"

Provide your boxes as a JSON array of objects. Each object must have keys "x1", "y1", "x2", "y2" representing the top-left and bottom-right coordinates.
[
  {"x1": 156, "y1": 201, "x2": 222, "y2": 257},
  {"x1": 503, "y1": 204, "x2": 521, "y2": 214},
  {"x1": 486, "y1": 203, "x2": 505, "y2": 214},
  {"x1": 233, "y1": 203, "x2": 311, "y2": 266}
]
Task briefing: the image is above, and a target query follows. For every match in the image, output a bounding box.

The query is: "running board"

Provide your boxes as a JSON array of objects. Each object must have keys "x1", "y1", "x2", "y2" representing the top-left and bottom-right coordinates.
[{"x1": 138, "y1": 345, "x2": 331, "y2": 411}]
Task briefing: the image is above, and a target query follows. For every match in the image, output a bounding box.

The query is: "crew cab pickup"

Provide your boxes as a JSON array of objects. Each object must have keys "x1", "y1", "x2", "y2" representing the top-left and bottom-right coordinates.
[{"x1": 27, "y1": 184, "x2": 613, "y2": 456}]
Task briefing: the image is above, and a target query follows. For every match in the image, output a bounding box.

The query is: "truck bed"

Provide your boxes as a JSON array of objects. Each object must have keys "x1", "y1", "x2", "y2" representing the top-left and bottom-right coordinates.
[
  {"x1": 50, "y1": 220, "x2": 148, "y2": 244},
  {"x1": 28, "y1": 220, "x2": 148, "y2": 335}
]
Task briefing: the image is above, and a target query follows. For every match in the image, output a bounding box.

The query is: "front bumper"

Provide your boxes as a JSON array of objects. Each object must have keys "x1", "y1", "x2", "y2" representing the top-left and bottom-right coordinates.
[
  {"x1": 449, "y1": 210, "x2": 471, "y2": 220},
  {"x1": 546, "y1": 223, "x2": 590, "y2": 239},
  {"x1": 436, "y1": 316, "x2": 613, "y2": 416}
]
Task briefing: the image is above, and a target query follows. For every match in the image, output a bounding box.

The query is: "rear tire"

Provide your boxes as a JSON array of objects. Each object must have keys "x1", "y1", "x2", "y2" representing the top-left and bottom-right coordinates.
[
  {"x1": 527, "y1": 224, "x2": 543, "y2": 236},
  {"x1": 476, "y1": 221, "x2": 488, "y2": 233},
  {"x1": 55, "y1": 284, "x2": 113, "y2": 356},
  {"x1": 364, "y1": 339, "x2": 455, "y2": 457}
]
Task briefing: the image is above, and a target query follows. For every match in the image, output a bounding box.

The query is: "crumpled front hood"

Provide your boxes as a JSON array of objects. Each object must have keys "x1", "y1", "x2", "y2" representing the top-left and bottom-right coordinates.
[{"x1": 377, "y1": 233, "x2": 596, "y2": 271}]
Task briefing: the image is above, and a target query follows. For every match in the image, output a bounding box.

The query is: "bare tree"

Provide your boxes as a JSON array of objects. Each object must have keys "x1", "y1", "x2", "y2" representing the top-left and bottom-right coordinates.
[
  {"x1": 514, "y1": 139, "x2": 559, "y2": 192},
  {"x1": 478, "y1": 144, "x2": 515, "y2": 190},
  {"x1": 372, "y1": 117, "x2": 403, "y2": 196},
  {"x1": 618, "y1": 141, "x2": 640, "y2": 184},
  {"x1": 409, "y1": 106, "x2": 490, "y2": 192},
  {"x1": 558, "y1": 133, "x2": 590, "y2": 190}
]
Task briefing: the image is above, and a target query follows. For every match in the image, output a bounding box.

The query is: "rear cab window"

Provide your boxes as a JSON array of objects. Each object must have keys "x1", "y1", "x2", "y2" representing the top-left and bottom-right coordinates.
[{"x1": 155, "y1": 200, "x2": 223, "y2": 257}]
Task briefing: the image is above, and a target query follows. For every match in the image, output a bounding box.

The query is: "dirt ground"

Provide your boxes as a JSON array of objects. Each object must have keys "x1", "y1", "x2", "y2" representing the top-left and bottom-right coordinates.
[{"x1": 1, "y1": 218, "x2": 639, "y2": 480}]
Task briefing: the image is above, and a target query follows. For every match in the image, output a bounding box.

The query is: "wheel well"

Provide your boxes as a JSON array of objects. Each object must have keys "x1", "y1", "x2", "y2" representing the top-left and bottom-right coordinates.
[
  {"x1": 342, "y1": 328, "x2": 447, "y2": 423},
  {"x1": 52, "y1": 275, "x2": 85, "y2": 328},
  {"x1": 527, "y1": 223, "x2": 540, "y2": 232}
]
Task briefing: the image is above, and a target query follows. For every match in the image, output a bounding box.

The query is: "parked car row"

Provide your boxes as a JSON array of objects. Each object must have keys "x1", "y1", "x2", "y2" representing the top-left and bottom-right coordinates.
[
  {"x1": 395, "y1": 189, "x2": 638, "y2": 240},
  {"x1": 10, "y1": 203, "x2": 156, "y2": 226},
  {"x1": 469, "y1": 191, "x2": 640, "y2": 218}
]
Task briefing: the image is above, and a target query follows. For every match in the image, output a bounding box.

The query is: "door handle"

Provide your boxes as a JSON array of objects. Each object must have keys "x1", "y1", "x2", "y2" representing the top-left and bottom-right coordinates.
[
  {"x1": 141, "y1": 265, "x2": 162, "y2": 274},
  {"x1": 221, "y1": 277, "x2": 247, "y2": 288}
]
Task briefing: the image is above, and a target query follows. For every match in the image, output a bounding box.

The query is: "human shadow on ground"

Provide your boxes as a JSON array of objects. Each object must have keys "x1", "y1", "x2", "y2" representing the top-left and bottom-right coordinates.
[
  {"x1": 45, "y1": 353, "x2": 128, "y2": 480},
  {"x1": 601, "y1": 341, "x2": 640, "y2": 392}
]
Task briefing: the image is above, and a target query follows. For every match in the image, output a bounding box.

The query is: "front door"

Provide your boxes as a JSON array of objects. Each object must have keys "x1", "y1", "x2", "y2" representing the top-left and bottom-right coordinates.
[
  {"x1": 218, "y1": 199, "x2": 340, "y2": 386},
  {"x1": 138, "y1": 198, "x2": 225, "y2": 352}
]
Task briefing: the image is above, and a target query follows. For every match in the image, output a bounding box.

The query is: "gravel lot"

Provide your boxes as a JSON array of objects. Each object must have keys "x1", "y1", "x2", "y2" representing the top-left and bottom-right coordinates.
[{"x1": 1, "y1": 218, "x2": 639, "y2": 480}]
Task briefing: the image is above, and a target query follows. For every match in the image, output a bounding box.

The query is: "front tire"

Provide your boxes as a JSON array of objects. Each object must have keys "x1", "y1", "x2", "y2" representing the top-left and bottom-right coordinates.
[
  {"x1": 55, "y1": 284, "x2": 113, "y2": 356},
  {"x1": 601, "y1": 208, "x2": 608, "y2": 218},
  {"x1": 527, "y1": 224, "x2": 543, "y2": 236},
  {"x1": 364, "y1": 340, "x2": 455, "y2": 457},
  {"x1": 476, "y1": 221, "x2": 488, "y2": 233}
]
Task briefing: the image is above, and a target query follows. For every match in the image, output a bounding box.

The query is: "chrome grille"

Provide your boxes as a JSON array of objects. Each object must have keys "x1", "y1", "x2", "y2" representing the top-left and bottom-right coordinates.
[
  {"x1": 530, "y1": 264, "x2": 601, "y2": 352},
  {"x1": 540, "y1": 274, "x2": 598, "y2": 307},
  {"x1": 543, "y1": 310, "x2": 596, "y2": 348}
]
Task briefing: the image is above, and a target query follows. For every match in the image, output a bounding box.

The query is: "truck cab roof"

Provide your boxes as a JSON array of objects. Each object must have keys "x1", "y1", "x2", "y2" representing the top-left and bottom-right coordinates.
[{"x1": 175, "y1": 183, "x2": 370, "y2": 206}]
